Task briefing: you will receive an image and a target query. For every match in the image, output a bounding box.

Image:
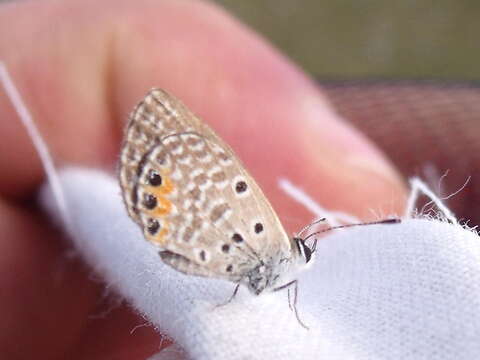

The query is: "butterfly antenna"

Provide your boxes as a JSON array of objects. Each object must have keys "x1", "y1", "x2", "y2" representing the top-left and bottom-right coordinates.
[
  {"x1": 296, "y1": 217, "x2": 327, "y2": 238},
  {"x1": 304, "y1": 218, "x2": 400, "y2": 244}
]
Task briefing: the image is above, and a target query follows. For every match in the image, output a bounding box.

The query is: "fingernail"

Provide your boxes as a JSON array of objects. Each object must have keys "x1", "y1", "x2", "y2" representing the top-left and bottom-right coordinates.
[{"x1": 298, "y1": 92, "x2": 404, "y2": 190}]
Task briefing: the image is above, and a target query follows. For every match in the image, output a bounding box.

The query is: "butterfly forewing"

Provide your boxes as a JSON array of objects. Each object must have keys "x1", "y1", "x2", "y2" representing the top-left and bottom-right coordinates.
[{"x1": 119, "y1": 89, "x2": 291, "y2": 280}]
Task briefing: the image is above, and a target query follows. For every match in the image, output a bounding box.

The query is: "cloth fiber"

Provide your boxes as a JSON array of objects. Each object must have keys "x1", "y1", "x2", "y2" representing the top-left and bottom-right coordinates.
[{"x1": 40, "y1": 167, "x2": 480, "y2": 360}]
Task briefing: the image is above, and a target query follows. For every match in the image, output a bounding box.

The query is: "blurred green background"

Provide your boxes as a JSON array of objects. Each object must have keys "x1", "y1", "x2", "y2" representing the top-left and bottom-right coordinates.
[
  {"x1": 2, "y1": 0, "x2": 479, "y2": 79},
  {"x1": 214, "y1": 0, "x2": 480, "y2": 79}
]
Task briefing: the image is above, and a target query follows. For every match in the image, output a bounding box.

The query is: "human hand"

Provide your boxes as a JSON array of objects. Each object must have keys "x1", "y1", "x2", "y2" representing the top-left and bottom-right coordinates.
[{"x1": 0, "y1": 0, "x2": 405, "y2": 358}]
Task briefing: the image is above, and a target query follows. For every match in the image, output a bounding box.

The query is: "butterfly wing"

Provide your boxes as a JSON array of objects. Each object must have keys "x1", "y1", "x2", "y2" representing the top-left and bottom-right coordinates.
[{"x1": 119, "y1": 89, "x2": 291, "y2": 280}]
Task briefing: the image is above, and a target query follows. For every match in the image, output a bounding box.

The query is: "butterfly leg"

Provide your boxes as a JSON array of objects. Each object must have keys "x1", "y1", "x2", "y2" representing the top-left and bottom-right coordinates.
[
  {"x1": 215, "y1": 283, "x2": 240, "y2": 308},
  {"x1": 287, "y1": 287, "x2": 293, "y2": 311},
  {"x1": 273, "y1": 280, "x2": 308, "y2": 330}
]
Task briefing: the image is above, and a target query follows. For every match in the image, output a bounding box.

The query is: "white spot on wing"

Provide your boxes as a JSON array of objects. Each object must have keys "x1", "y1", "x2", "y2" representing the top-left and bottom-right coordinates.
[
  {"x1": 197, "y1": 153, "x2": 213, "y2": 163},
  {"x1": 198, "y1": 179, "x2": 213, "y2": 192},
  {"x1": 190, "y1": 168, "x2": 204, "y2": 179},
  {"x1": 171, "y1": 167, "x2": 183, "y2": 181},
  {"x1": 177, "y1": 155, "x2": 193, "y2": 166}
]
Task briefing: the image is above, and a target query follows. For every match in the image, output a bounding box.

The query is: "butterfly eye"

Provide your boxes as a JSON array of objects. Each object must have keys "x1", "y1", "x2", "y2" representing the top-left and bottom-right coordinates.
[
  {"x1": 294, "y1": 238, "x2": 313, "y2": 263},
  {"x1": 303, "y1": 244, "x2": 313, "y2": 263}
]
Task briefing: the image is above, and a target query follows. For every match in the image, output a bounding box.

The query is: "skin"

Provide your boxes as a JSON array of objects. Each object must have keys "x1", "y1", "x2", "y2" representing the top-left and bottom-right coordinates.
[{"x1": 0, "y1": 0, "x2": 406, "y2": 359}]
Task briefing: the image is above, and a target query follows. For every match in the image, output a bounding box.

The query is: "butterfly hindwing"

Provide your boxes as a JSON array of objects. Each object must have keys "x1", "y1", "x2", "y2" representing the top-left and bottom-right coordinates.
[{"x1": 119, "y1": 89, "x2": 292, "y2": 281}]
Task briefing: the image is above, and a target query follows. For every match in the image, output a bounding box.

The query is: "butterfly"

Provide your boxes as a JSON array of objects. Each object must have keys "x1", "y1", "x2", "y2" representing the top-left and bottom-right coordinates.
[{"x1": 118, "y1": 88, "x2": 314, "y2": 326}]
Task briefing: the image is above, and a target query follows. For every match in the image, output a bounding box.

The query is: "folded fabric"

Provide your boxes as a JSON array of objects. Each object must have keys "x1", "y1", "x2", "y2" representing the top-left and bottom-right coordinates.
[{"x1": 40, "y1": 167, "x2": 480, "y2": 360}]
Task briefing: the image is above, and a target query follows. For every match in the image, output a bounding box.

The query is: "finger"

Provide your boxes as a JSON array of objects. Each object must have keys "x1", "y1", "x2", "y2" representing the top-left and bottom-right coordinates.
[
  {"x1": 0, "y1": 0, "x2": 405, "y2": 219},
  {"x1": 323, "y1": 82, "x2": 480, "y2": 224},
  {"x1": 0, "y1": 198, "x2": 100, "y2": 358},
  {"x1": 0, "y1": 0, "x2": 407, "y2": 359}
]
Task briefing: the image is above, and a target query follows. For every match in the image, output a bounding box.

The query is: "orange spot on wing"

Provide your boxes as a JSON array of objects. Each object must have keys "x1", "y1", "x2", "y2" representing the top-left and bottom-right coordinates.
[
  {"x1": 159, "y1": 175, "x2": 175, "y2": 194},
  {"x1": 146, "y1": 173, "x2": 175, "y2": 196},
  {"x1": 147, "y1": 223, "x2": 169, "y2": 246},
  {"x1": 144, "y1": 172, "x2": 175, "y2": 217},
  {"x1": 150, "y1": 197, "x2": 172, "y2": 217}
]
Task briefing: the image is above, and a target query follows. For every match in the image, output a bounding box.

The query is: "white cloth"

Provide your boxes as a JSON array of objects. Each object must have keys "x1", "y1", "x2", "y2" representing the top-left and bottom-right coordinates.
[{"x1": 40, "y1": 167, "x2": 480, "y2": 360}]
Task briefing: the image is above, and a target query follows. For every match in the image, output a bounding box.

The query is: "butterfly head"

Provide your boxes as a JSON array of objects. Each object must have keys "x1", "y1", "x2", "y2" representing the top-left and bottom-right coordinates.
[
  {"x1": 292, "y1": 237, "x2": 314, "y2": 265},
  {"x1": 243, "y1": 238, "x2": 314, "y2": 295}
]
